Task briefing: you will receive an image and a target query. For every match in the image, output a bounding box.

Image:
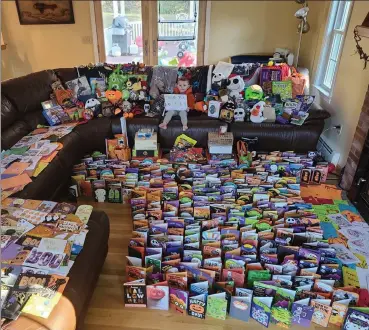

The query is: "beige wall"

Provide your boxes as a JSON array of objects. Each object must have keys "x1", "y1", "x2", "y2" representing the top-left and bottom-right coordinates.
[
  {"x1": 207, "y1": 1, "x2": 300, "y2": 64},
  {"x1": 1, "y1": 1, "x2": 95, "y2": 81},
  {"x1": 301, "y1": 1, "x2": 369, "y2": 169}
]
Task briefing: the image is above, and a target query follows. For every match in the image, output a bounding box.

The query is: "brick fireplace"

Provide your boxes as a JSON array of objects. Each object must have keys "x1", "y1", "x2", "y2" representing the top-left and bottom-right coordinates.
[
  {"x1": 342, "y1": 85, "x2": 369, "y2": 191},
  {"x1": 345, "y1": 84, "x2": 369, "y2": 218}
]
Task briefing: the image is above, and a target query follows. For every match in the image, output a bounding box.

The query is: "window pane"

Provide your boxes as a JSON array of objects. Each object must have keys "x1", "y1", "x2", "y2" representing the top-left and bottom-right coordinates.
[
  {"x1": 323, "y1": 59, "x2": 337, "y2": 89},
  {"x1": 158, "y1": 1, "x2": 195, "y2": 21},
  {"x1": 156, "y1": 1, "x2": 199, "y2": 66},
  {"x1": 334, "y1": 1, "x2": 351, "y2": 31},
  {"x1": 329, "y1": 33, "x2": 343, "y2": 61},
  {"x1": 158, "y1": 39, "x2": 197, "y2": 67},
  {"x1": 158, "y1": 0, "x2": 198, "y2": 40},
  {"x1": 102, "y1": 1, "x2": 143, "y2": 64}
]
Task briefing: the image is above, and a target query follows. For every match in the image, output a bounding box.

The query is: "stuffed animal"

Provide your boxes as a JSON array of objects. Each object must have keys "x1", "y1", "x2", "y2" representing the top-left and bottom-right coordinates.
[
  {"x1": 245, "y1": 85, "x2": 264, "y2": 101},
  {"x1": 250, "y1": 101, "x2": 266, "y2": 123},
  {"x1": 122, "y1": 100, "x2": 132, "y2": 113},
  {"x1": 85, "y1": 98, "x2": 101, "y2": 117},
  {"x1": 211, "y1": 72, "x2": 229, "y2": 92},
  {"x1": 107, "y1": 65, "x2": 126, "y2": 91},
  {"x1": 234, "y1": 107, "x2": 245, "y2": 122},
  {"x1": 106, "y1": 90, "x2": 122, "y2": 104},
  {"x1": 227, "y1": 75, "x2": 245, "y2": 99},
  {"x1": 219, "y1": 101, "x2": 236, "y2": 123},
  {"x1": 149, "y1": 79, "x2": 165, "y2": 99}
]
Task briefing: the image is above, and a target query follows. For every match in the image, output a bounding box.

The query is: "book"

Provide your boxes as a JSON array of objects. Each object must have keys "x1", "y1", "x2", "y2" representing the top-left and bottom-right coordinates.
[
  {"x1": 229, "y1": 296, "x2": 251, "y2": 322},
  {"x1": 206, "y1": 292, "x2": 227, "y2": 320},
  {"x1": 146, "y1": 283, "x2": 169, "y2": 310},
  {"x1": 251, "y1": 296, "x2": 273, "y2": 327},
  {"x1": 123, "y1": 279, "x2": 147, "y2": 307},
  {"x1": 311, "y1": 300, "x2": 332, "y2": 327}
]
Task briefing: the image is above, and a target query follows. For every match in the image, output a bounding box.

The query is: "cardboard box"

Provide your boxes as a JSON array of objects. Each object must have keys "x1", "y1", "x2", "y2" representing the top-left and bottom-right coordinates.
[
  {"x1": 134, "y1": 132, "x2": 158, "y2": 150},
  {"x1": 132, "y1": 149, "x2": 158, "y2": 157},
  {"x1": 208, "y1": 132, "x2": 233, "y2": 154}
]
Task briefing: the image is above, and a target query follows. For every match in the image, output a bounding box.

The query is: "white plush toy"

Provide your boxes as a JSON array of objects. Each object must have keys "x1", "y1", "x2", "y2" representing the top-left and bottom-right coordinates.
[
  {"x1": 234, "y1": 107, "x2": 245, "y2": 122},
  {"x1": 250, "y1": 101, "x2": 266, "y2": 123},
  {"x1": 95, "y1": 189, "x2": 106, "y2": 202},
  {"x1": 227, "y1": 75, "x2": 245, "y2": 99}
]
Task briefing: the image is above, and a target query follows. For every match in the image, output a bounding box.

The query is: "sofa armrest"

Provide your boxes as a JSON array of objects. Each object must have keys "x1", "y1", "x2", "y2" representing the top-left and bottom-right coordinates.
[{"x1": 304, "y1": 108, "x2": 331, "y2": 124}]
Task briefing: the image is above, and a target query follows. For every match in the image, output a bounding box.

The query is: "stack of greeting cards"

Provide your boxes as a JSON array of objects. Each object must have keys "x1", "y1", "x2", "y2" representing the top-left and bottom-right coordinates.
[
  {"x1": 121, "y1": 153, "x2": 369, "y2": 328},
  {"x1": 1, "y1": 198, "x2": 92, "y2": 323}
]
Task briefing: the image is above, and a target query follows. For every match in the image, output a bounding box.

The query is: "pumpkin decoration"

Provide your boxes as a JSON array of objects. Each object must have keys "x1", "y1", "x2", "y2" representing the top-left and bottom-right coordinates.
[
  {"x1": 189, "y1": 303, "x2": 205, "y2": 314},
  {"x1": 147, "y1": 287, "x2": 165, "y2": 300},
  {"x1": 106, "y1": 90, "x2": 122, "y2": 104}
]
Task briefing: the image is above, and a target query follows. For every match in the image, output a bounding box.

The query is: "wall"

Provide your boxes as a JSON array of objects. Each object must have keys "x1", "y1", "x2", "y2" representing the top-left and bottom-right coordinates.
[
  {"x1": 299, "y1": 1, "x2": 369, "y2": 170},
  {"x1": 1, "y1": 1, "x2": 95, "y2": 81},
  {"x1": 207, "y1": 1, "x2": 301, "y2": 64}
]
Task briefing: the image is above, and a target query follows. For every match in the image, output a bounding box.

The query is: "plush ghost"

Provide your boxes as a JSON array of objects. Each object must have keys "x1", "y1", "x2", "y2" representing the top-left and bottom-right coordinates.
[{"x1": 250, "y1": 101, "x2": 266, "y2": 123}]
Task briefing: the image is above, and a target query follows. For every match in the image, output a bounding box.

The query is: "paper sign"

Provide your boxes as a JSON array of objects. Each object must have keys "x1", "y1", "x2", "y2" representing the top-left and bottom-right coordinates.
[{"x1": 164, "y1": 94, "x2": 188, "y2": 111}]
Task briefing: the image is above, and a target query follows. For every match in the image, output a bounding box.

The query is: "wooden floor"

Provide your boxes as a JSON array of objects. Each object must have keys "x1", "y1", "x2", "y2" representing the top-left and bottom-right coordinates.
[{"x1": 79, "y1": 199, "x2": 341, "y2": 330}]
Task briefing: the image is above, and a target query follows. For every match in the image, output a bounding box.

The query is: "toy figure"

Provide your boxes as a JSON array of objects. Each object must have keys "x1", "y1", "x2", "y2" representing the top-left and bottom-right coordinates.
[
  {"x1": 108, "y1": 65, "x2": 126, "y2": 91},
  {"x1": 250, "y1": 101, "x2": 266, "y2": 123},
  {"x1": 227, "y1": 75, "x2": 245, "y2": 99},
  {"x1": 159, "y1": 77, "x2": 195, "y2": 131},
  {"x1": 245, "y1": 85, "x2": 264, "y2": 101}
]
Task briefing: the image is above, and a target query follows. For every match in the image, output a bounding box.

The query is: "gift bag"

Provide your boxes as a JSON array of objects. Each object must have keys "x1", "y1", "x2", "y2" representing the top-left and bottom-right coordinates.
[{"x1": 283, "y1": 67, "x2": 306, "y2": 98}]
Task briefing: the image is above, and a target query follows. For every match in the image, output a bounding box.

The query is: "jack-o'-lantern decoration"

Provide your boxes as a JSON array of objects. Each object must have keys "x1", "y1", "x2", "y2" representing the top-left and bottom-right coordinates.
[
  {"x1": 189, "y1": 303, "x2": 205, "y2": 314},
  {"x1": 147, "y1": 287, "x2": 165, "y2": 300},
  {"x1": 106, "y1": 90, "x2": 122, "y2": 104}
]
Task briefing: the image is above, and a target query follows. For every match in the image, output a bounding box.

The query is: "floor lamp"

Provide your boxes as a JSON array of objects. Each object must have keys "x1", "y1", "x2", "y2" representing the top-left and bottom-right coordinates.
[{"x1": 295, "y1": 2, "x2": 310, "y2": 68}]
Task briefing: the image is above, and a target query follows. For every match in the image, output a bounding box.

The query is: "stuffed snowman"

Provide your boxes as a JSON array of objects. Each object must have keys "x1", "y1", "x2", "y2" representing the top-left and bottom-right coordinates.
[{"x1": 250, "y1": 101, "x2": 266, "y2": 123}]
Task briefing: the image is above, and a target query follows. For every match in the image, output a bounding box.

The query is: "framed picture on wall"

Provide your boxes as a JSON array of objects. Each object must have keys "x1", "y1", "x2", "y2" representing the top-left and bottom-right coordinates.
[{"x1": 16, "y1": 0, "x2": 75, "y2": 25}]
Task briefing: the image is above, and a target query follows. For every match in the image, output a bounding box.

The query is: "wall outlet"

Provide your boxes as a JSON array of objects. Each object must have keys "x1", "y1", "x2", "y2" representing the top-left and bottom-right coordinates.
[{"x1": 81, "y1": 36, "x2": 93, "y2": 44}]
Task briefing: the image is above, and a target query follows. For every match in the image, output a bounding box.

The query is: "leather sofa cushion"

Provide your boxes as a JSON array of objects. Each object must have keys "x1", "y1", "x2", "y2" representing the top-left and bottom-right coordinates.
[
  {"x1": 15, "y1": 157, "x2": 66, "y2": 200},
  {"x1": 230, "y1": 121, "x2": 324, "y2": 153},
  {"x1": 4, "y1": 210, "x2": 110, "y2": 330},
  {"x1": 53, "y1": 68, "x2": 79, "y2": 85},
  {"x1": 1, "y1": 121, "x2": 31, "y2": 150},
  {"x1": 2, "y1": 70, "x2": 58, "y2": 114},
  {"x1": 305, "y1": 108, "x2": 331, "y2": 122},
  {"x1": 74, "y1": 118, "x2": 113, "y2": 153},
  {"x1": 159, "y1": 114, "x2": 226, "y2": 149},
  {"x1": 1, "y1": 94, "x2": 18, "y2": 130}
]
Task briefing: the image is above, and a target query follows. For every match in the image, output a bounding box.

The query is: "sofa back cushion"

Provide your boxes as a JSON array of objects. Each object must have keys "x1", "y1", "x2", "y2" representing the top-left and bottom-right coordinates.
[
  {"x1": 2, "y1": 70, "x2": 58, "y2": 114},
  {"x1": 1, "y1": 70, "x2": 59, "y2": 149}
]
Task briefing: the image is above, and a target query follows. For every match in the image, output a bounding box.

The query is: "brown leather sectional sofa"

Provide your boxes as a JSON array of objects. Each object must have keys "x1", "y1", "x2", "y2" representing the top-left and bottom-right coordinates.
[{"x1": 1, "y1": 65, "x2": 330, "y2": 328}]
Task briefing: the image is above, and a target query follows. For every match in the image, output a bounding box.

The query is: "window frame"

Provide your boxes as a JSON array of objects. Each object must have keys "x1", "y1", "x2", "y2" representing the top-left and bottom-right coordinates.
[
  {"x1": 315, "y1": 1, "x2": 353, "y2": 99},
  {"x1": 92, "y1": 0, "x2": 207, "y2": 66}
]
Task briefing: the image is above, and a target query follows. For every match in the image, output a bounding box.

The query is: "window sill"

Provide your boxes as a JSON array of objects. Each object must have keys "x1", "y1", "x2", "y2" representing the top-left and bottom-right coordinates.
[{"x1": 314, "y1": 84, "x2": 333, "y2": 103}]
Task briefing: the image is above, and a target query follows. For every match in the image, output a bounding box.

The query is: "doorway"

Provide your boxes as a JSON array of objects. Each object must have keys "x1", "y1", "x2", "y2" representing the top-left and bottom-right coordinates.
[{"x1": 93, "y1": 0, "x2": 207, "y2": 66}]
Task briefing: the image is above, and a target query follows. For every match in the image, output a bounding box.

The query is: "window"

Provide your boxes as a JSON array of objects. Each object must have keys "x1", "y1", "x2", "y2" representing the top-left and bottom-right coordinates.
[
  {"x1": 315, "y1": 1, "x2": 352, "y2": 98},
  {"x1": 93, "y1": 1, "x2": 206, "y2": 66}
]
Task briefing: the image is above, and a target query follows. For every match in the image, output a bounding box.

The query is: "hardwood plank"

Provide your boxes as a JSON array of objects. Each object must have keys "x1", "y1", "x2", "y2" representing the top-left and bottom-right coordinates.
[{"x1": 80, "y1": 200, "x2": 335, "y2": 330}]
